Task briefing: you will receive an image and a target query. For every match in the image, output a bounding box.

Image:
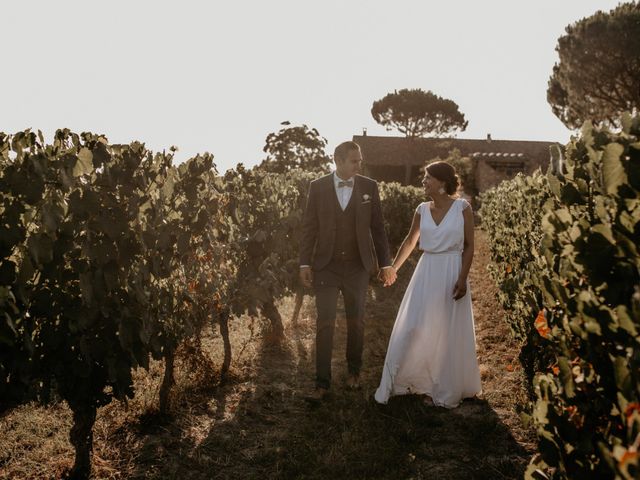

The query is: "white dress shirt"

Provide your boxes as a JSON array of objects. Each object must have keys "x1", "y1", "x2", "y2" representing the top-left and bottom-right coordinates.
[{"x1": 334, "y1": 172, "x2": 355, "y2": 211}]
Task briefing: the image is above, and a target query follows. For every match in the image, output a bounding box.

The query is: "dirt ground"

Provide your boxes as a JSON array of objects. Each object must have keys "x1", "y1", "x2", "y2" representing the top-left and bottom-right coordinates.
[{"x1": 0, "y1": 228, "x2": 536, "y2": 479}]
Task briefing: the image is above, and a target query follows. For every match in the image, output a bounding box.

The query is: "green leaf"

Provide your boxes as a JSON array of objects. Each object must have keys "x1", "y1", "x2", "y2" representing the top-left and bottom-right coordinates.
[
  {"x1": 560, "y1": 183, "x2": 583, "y2": 205},
  {"x1": 619, "y1": 210, "x2": 637, "y2": 235},
  {"x1": 73, "y1": 148, "x2": 94, "y2": 177},
  {"x1": 558, "y1": 357, "x2": 576, "y2": 398},
  {"x1": 584, "y1": 317, "x2": 602, "y2": 335},
  {"x1": 161, "y1": 174, "x2": 175, "y2": 198},
  {"x1": 615, "y1": 305, "x2": 638, "y2": 336},
  {"x1": 621, "y1": 112, "x2": 632, "y2": 133},
  {"x1": 613, "y1": 355, "x2": 631, "y2": 396},
  {"x1": 524, "y1": 459, "x2": 551, "y2": 480},
  {"x1": 41, "y1": 203, "x2": 61, "y2": 233},
  {"x1": 92, "y1": 141, "x2": 110, "y2": 167},
  {"x1": 547, "y1": 173, "x2": 562, "y2": 198},
  {"x1": 551, "y1": 208, "x2": 572, "y2": 229},
  {"x1": 591, "y1": 223, "x2": 615, "y2": 245},
  {"x1": 17, "y1": 255, "x2": 35, "y2": 285},
  {"x1": 601, "y1": 142, "x2": 626, "y2": 195},
  {"x1": 27, "y1": 233, "x2": 53, "y2": 266}
]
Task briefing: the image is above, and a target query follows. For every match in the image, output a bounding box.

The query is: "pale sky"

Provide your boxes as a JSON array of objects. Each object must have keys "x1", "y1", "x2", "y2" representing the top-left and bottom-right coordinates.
[{"x1": 1, "y1": 0, "x2": 624, "y2": 172}]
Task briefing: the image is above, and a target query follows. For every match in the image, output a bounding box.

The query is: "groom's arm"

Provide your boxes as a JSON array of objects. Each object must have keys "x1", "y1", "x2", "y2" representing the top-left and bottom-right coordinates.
[{"x1": 369, "y1": 181, "x2": 392, "y2": 269}]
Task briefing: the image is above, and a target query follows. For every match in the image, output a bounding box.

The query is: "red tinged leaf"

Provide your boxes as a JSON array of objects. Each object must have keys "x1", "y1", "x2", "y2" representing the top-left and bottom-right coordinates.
[{"x1": 534, "y1": 310, "x2": 551, "y2": 338}]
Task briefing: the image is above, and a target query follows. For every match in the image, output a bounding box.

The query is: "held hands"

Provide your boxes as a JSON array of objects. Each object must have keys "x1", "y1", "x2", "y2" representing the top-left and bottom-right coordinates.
[
  {"x1": 453, "y1": 277, "x2": 467, "y2": 300},
  {"x1": 299, "y1": 267, "x2": 313, "y2": 289},
  {"x1": 378, "y1": 267, "x2": 397, "y2": 287}
]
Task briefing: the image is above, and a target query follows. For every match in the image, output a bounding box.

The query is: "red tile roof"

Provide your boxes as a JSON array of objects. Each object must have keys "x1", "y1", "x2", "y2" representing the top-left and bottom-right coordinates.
[{"x1": 352, "y1": 135, "x2": 558, "y2": 166}]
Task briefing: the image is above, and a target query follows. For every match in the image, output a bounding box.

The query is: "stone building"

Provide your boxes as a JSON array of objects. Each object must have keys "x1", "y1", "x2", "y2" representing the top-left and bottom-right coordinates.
[{"x1": 353, "y1": 133, "x2": 559, "y2": 193}]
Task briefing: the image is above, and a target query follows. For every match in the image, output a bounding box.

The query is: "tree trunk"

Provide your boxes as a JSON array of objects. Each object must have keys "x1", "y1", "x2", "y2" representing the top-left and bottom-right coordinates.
[
  {"x1": 290, "y1": 288, "x2": 305, "y2": 327},
  {"x1": 404, "y1": 162, "x2": 412, "y2": 186},
  {"x1": 260, "y1": 299, "x2": 284, "y2": 338},
  {"x1": 159, "y1": 348, "x2": 175, "y2": 414},
  {"x1": 218, "y1": 307, "x2": 232, "y2": 382},
  {"x1": 68, "y1": 400, "x2": 97, "y2": 480}
]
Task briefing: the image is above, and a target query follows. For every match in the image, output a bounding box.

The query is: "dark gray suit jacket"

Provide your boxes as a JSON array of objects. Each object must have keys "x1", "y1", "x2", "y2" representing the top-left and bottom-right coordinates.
[{"x1": 299, "y1": 174, "x2": 392, "y2": 274}]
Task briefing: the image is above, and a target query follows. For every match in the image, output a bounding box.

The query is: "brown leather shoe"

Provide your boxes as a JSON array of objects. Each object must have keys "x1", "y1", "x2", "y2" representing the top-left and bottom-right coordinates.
[
  {"x1": 304, "y1": 387, "x2": 329, "y2": 403},
  {"x1": 346, "y1": 374, "x2": 361, "y2": 389}
]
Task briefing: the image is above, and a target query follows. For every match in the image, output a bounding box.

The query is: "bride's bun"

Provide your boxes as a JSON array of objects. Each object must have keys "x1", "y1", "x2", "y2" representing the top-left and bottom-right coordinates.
[{"x1": 426, "y1": 161, "x2": 459, "y2": 195}]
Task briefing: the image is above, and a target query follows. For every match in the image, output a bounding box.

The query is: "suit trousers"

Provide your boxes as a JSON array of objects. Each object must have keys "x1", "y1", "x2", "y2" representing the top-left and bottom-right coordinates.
[{"x1": 313, "y1": 258, "x2": 370, "y2": 389}]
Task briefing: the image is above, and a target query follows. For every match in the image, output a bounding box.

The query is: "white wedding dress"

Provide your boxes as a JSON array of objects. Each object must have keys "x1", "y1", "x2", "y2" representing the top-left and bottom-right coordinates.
[{"x1": 375, "y1": 198, "x2": 482, "y2": 408}]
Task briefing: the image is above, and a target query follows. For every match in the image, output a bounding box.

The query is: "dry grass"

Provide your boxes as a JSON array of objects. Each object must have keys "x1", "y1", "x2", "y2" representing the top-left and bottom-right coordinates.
[{"x1": 0, "y1": 228, "x2": 535, "y2": 479}]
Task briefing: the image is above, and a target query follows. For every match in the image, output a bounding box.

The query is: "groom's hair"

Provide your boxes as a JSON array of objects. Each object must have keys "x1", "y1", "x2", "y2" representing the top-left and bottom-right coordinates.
[{"x1": 334, "y1": 141, "x2": 361, "y2": 164}]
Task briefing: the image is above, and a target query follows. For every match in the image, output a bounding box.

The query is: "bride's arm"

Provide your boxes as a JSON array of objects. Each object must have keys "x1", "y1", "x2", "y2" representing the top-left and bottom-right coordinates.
[
  {"x1": 391, "y1": 211, "x2": 421, "y2": 272},
  {"x1": 459, "y1": 204, "x2": 475, "y2": 281},
  {"x1": 453, "y1": 203, "x2": 475, "y2": 299}
]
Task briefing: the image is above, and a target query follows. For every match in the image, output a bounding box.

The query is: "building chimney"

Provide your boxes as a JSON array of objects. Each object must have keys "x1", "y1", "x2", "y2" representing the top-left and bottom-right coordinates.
[
  {"x1": 362, "y1": 128, "x2": 367, "y2": 136},
  {"x1": 486, "y1": 133, "x2": 492, "y2": 142}
]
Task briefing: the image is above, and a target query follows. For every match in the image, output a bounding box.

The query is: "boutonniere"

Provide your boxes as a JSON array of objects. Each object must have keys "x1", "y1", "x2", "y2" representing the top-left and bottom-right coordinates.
[{"x1": 362, "y1": 194, "x2": 371, "y2": 203}]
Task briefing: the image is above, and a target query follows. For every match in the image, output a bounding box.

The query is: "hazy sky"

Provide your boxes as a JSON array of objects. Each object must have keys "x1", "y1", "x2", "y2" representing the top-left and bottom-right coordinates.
[{"x1": 1, "y1": 0, "x2": 624, "y2": 172}]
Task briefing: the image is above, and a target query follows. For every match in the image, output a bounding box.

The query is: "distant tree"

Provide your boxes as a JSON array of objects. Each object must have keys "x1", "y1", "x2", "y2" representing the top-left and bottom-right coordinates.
[
  {"x1": 259, "y1": 123, "x2": 331, "y2": 173},
  {"x1": 371, "y1": 88, "x2": 468, "y2": 138},
  {"x1": 547, "y1": 2, "x2": 640, "y2": 129}
]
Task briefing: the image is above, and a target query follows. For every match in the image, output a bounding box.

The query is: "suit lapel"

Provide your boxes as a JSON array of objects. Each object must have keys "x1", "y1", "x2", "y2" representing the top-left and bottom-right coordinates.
[
  {"x1": 322, "y1": 175, "x2": 338, "y2": 220},
  {"x1": 353, "y1": 175, "x2": 361, "y2": 220}
]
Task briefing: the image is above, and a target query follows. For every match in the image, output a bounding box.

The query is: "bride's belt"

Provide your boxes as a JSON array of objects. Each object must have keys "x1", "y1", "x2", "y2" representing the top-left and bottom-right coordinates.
[{"x1": 422, "y1": 250, "x2": 462, "y2": 256}]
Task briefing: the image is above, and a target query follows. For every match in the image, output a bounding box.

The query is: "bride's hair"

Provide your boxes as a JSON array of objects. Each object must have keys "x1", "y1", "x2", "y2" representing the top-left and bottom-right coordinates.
[{"x1": 426, "y1": 161, "x2": 460, "y2": 195}]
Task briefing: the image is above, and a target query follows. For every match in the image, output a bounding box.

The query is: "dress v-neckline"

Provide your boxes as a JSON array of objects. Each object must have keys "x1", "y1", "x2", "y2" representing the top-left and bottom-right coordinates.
[{"x1": 428, "y1": 199, "x2": 456, "y2": 227}]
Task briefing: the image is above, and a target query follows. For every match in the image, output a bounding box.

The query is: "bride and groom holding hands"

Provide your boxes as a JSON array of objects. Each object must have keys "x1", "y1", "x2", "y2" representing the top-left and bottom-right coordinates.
[{"x1": 299, "y1": 140, "x2": 482, "y2": 407}]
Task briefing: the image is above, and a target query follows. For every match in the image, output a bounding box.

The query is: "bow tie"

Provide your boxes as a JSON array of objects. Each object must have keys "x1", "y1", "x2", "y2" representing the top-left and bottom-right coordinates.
[{"x1": 338, "y1": 180, "x2": 354, "y2": 188}]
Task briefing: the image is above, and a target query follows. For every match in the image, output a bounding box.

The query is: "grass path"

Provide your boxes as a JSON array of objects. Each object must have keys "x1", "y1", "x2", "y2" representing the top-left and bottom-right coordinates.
[{"x1": 1, "y1": 228, "x2": 536, "y2": 479}]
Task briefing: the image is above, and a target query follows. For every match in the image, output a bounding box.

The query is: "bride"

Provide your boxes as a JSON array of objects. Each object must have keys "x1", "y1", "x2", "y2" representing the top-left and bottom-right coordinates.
[{"x1": 375, "y1": 161, "x2": 482, "y2": 408}]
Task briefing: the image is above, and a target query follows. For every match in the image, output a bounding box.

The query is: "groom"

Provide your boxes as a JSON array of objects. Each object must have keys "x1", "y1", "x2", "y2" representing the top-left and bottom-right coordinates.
[{"x1": 299, "y1": 140, "x2": 396, "y2": 401}]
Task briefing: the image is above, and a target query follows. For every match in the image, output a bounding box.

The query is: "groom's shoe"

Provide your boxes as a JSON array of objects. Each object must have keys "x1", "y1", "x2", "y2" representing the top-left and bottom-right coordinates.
[{"x1": 346, "y1": 373, "x2": 361, "y2": 389}]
